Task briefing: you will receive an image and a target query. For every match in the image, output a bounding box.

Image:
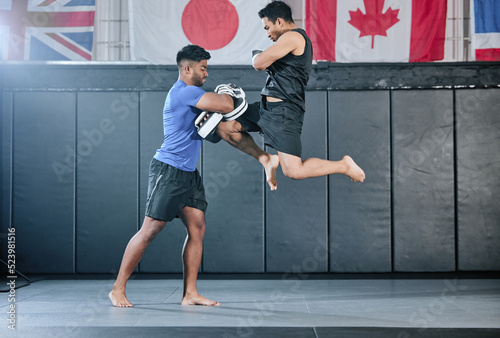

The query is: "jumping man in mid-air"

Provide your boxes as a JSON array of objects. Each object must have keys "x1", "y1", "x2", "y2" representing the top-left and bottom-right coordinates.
[{"x1": 216, "y1": 1, "x2": 365, "y2": 183}]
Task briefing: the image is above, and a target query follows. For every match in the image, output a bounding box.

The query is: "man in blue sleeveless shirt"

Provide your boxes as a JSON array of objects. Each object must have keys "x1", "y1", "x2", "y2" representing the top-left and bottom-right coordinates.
[
  {"x1": 110, "y1": 45, "x2": 236, "y2": 308},
  {"x1": 217, "y1": 1, "x2": 365, "y2": 183}
]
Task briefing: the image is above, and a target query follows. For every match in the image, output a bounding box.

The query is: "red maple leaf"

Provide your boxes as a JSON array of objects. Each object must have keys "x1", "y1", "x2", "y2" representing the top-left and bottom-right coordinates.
[{"x1": 348, "y1": 0, "x2": 400, "y2": 49}]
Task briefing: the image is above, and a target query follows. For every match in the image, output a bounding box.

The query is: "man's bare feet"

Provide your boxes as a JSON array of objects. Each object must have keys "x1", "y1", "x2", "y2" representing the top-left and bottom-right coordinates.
[
  {"x1": 181, "y1": 293, "x2": 221, "y2": 306},
  {"x1": 264, "y1": 154, "x2": 280, "y2": 191},
  {"x1": 343, "y1": 155, "x2": 365, "y2": 182},
  {"x1": 109, "y1": 288, "x2": 133, "y2": 307}
]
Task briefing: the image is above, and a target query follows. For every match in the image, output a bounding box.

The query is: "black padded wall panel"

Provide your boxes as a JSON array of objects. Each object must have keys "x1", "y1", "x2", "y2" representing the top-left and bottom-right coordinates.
[
  {"x1": 393, "y1": 90, "x2": 455, "y2": 272},
  {"x1": 456, "y1": 89, "x2": 500, "y2": 271},
  {"x1": 76, "y1": 92, "x2": 138, "y2": 273},
  {"x1": 266, "y1": 91, "x2": 328, "y2": 273},
  {"x1": 13, "y1": 92, "x2": 75, "y2": 273},
  {"x1": 138, "y1": 91, "x2": 187, "y2": 273},
  {"x1": 329, "y1": 91, "x2": 391, "y2": 272},
  {"x1": 203, "y1": 92, "x2": 265, "y2": 273},
  {"x1": 1, "y1": 92, "x2": 12, "y2": 262}
]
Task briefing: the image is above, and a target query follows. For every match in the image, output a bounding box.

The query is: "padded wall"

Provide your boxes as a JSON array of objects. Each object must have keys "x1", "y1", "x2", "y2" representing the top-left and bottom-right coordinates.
[
  {"x1": 76, "y1": 92, "x2": 138, "y2": 273},
  {"x1": 138, "y1": 91, "x2": 188, "y2": 273},
  {"x1": 203, "y1": 92, "x2": 265, "y2": 273},
  {"x1": 13, "y1": 92, "x2": 75, "y2": 273},
  {"x1": 456, "y1": 89, "x2": 500, "y2": 271},
  {"x1": 329, "y1": 91, "x2": 391, "y2": 272},
  {"x1": 392, "y1": 90, "x2": 455, "y2": 272},
  {"x1": 266, "y1": 91, "x2": 328, "y2": 273},
  {"x1": 1, "y1": 92, "x2": 12, "y2": 263},
  {"x1": 2, "y1": 62, "x2": 499, "y2": 274}
]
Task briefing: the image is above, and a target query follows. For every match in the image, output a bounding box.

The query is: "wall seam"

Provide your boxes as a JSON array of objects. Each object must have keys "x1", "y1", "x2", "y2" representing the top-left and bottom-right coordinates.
[
  {"x1": 74, "y1": 92, "x2": 78, "y2": 274},
  {"x1": 453, "y1": 89, "x2": 459, "y2": 272},
  {"x1": 389, "y1": 89, "x2": 395, "y2": 273},
  {"x1": 326, "y1": 91, "x2": 331, "y2": 272},
  {"x1": 137, "y1": 91, "x2": 142, "y2": 273}
]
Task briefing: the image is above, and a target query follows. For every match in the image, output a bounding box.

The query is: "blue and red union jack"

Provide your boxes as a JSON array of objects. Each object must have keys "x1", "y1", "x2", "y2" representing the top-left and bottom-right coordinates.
[{"x1": 0, "y1": 0, "x2": 95, "y2": 61}]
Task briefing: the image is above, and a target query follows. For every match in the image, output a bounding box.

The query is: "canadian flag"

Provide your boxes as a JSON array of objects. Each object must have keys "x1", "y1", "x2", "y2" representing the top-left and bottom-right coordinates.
[
  {"x1": 306, "y1": 0, "x2": 447, "y2": 62},
  {"x1": 129, "y1": 0, "x2": 272, "y2": 65}
]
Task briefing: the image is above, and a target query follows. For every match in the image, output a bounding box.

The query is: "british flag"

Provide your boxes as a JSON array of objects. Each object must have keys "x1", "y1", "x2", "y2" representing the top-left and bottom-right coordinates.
[{"x1": 0, "y1": 0, "x2": 95, "y2": 61}]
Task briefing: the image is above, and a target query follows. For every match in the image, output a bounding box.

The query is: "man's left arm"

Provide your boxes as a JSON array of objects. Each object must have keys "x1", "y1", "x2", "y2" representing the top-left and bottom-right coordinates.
[{"x1": 252, "y1": 31, "x2": 302, "y2": 71}]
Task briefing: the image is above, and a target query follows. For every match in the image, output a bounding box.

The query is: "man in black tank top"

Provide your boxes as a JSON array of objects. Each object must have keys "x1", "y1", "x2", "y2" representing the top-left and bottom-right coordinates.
[{"x1": 217, "y1": 1, "x2": 365, "y2": 185}]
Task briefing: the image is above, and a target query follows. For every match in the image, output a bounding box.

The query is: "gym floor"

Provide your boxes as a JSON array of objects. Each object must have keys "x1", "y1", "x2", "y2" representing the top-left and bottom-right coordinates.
[{"x1": 2, "y1": 275, "x2": 500, "y2": 337}]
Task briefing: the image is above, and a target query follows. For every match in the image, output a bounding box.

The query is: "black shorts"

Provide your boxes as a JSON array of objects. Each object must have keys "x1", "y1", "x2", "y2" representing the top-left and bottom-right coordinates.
[
  {"x1": 236, "y1": 97, "x2": 304, "y2": 157},
  {"x1": 145, "y1": 158, "x2": 207, "y2": 222}
]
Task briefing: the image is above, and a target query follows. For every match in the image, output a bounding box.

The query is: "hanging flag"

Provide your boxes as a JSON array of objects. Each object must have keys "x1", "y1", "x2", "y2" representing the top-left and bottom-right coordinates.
[
  {"x1": 0, "y1": 0, "x2": 95, "y2": 61},
  {"x1": 129, "y1": 0, "x2": 273, "y2": 65},
  {"x1": 471, "y1": 0, "x2": 500, "y2": 61},
  {"x1": 306, "y1": 0, "x2": 447, "y2": 62},
  {"x1": 0, "y1": 0, "x2": 10, "y2": 60}
]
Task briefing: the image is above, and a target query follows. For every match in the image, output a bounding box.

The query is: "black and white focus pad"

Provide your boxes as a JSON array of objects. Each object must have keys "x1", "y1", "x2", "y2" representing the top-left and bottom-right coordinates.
[
  {"x1": 214, "y1": 83, "x2": 248, "y2": 121},
  {"x1": 195, "y1": 111, "x2": 223, "y2": 143}
]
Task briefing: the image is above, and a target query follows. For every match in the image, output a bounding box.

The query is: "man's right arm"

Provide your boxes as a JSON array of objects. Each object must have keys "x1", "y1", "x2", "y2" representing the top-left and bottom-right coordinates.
[
  {"x1": 252, "y1": 31, "x2": 304, "y2": 71},
  {"x1": 196, "y1": 93, "x2": 234, "y2": 114}
]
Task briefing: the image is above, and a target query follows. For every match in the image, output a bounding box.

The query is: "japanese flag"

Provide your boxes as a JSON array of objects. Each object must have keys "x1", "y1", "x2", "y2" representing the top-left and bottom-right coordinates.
[
  {"x1": 306, "y1": 0, "x2": 447, "y2": 62},
  {"x1": 129, "y1": 0, "x2": 273, "y2": 65}
]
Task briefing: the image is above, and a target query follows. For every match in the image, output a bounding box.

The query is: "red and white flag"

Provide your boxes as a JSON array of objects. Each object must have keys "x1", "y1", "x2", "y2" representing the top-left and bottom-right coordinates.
[
  {"x1": 471, "y1": 0, "x2": 500, "y2": 61},
  {"x1": 129, "y1": 0, "x2": 272, "y2": 65},
  {"x1": 306, "y1": 0, "x2": 447, "y2": 62},
  {"x1": 0, "y1": 0, "x2": 95, "y2": 61}
]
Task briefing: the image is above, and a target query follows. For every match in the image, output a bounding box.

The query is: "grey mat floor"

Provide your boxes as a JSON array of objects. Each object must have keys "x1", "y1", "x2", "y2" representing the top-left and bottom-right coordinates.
[{"x1": 1, "y1": 277, "x2": 499, "y2": 337}]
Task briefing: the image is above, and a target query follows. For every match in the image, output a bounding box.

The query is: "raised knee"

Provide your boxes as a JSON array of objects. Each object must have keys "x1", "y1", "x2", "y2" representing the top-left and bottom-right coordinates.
[
  {"x1": 217, "y1": 121, "x2": 240, "y2": 139},
  {"x1": 282, "y1": 166, "x2": 305, "y2": 180}
]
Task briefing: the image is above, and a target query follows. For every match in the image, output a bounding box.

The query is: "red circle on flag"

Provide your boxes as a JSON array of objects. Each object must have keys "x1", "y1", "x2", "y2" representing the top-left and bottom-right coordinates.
[{"x1": 182, "y1": 0, "x2": 239, "y2": 50}]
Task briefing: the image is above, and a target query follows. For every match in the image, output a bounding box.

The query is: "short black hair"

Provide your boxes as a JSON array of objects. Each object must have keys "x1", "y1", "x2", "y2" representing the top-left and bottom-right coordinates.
[
  {"x1": 176, "y1": 45, "x2": 211, "y2": 67},
  {"x1": 258, "y1": 1, "x2": 294, "y2": 24}
]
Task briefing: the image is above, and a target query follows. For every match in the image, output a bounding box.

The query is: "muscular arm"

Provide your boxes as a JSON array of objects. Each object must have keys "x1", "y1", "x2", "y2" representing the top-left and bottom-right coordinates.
[
  {"x1": 196, "y1": 92, "x2": 234, "y2": 114},
  {"x1": 253, "y1": 31, "x2": 305, "y2": 71}
]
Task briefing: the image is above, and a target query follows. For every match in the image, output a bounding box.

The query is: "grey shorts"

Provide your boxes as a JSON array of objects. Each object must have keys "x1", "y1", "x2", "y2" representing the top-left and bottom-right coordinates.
[
  {"x1": 236, "y1": 97, "x2": 304, "y2": 157},
  {"x1": 145, "y1": 158, "x2": 207, "y2": 222}
]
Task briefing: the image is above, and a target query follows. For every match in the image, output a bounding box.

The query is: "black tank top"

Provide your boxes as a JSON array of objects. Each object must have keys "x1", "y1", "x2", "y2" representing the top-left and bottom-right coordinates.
[{"x1": 261, "y1": 28, "x2": 312, "y2": 111}]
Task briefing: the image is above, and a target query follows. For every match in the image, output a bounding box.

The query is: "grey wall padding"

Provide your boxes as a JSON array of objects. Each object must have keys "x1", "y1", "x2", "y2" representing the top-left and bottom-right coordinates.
[
  {"x1": 329, "y1": 91, "x2": 391, "y2": 273},
  {"x1": 456, "y1": 89, "x2": 500, "y2": 271},
  {"x1": 203, "y1": 92, "x2": 265, "y2": 273},
  {"x1": 1, "y1": 92, "x2": 12, "y2": 263},
  {"x1": 76, "y1": 92, "x2": 139, "y2": 273},
  {"x1": 138, "y1": 91, "x2": 186, "y2": 273},
  {"x1": 266, "y1": 91, "x2": 328, "y2": 273},
  {"x1": 393, "y1": 90, "x2": 455, "y2": 272},
  {"x1": 13, "y1": 92, "x2": 75, "y2": 273},
  {"x1": 1, "y1": 64, "x2": 499, "y2": 274}
]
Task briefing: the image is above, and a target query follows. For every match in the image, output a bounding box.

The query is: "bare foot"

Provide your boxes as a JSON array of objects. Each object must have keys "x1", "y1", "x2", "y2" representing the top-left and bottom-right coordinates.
[
  {"x1": 343, "y1": 156, "x2": 365, "y2": 182},
  {"x1": 181, "y1": 293, "x2": 221, "y2": 306},
  {"x1": 109, "y1": 289, "x2": 133, "y2": 307},
  {"x1": 264, "y1": 154, "x2": 280, "y2": 191}
]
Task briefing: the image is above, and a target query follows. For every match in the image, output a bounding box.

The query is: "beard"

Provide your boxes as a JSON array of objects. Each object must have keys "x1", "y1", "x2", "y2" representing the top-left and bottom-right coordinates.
[{"x1": 192, "y1": 73, "x2": 206, "y2": 87}]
